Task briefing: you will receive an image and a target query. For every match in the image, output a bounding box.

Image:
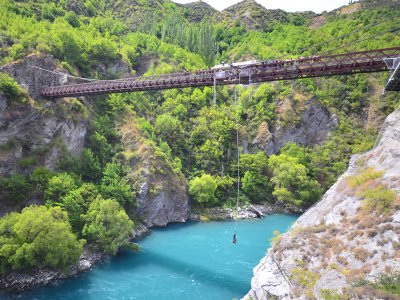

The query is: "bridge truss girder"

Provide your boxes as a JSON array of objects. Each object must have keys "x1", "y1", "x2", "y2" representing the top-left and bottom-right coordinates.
[{"x1": 41, "y1": 47, "x2": 400, "y2": 98}]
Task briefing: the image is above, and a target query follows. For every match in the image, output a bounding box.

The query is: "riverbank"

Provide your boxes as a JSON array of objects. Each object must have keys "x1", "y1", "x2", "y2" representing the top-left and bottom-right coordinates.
[
  {"x1": 189, "y1": 204, "x2": 293, "y2": 222},
  {"x1": 0, "y1": 203, "x2": 291, "y2": 293},
  {"x1": 0, "y1": 248, "x2": 108, "y2": 292}
]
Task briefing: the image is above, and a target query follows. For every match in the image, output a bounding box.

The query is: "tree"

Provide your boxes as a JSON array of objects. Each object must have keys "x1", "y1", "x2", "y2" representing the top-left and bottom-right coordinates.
[
  {"x1": 239, "y1": 152, "x2": 272, "y2": 203},
  {"x1": 60, "y1": 183, "x2": 99, "y2": 233},
  {"x1": 100, "y1": 162, "x2": 134, "y2": 208},
  {"x1": 242, "y1": 171, "x2": 273, "y2": 203},
  {"x1": 45, "y1": 173, "x2": 78, "y2": 203},
  {"x1": 77, "y1": 149, "x2": 102, "y2": 182},
  {"x1": 155, "y1": 114, "x2": 180, "y2": 140},
  {"x1": 268, "y1": 154, "x2": 322, "y2": 209},
  {"x1": 189, "y1": 174, "x2": 218, "y2": 207},
  {"x1": 0, "y1": 174, "x2": 31, "y2": 203},
  {"x1": 82, "y1": 198, "x2": 134, "y2": 254},
  {"x1": 0, "y1": 206, "x2": 84, "y2": 273},
  {"x1": 30, "y1": 167, "x2": 54, "y2": 193}
]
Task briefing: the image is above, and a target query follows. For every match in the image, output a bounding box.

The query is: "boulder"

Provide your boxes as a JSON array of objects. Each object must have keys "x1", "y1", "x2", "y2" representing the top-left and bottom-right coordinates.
[{"x1": 313, "y1": 270, "x2": 348, "y2": 300}]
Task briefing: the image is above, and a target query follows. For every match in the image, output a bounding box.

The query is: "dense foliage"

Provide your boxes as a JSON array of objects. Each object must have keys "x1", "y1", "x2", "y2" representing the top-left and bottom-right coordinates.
[
  {"x1": 0, "y1": 206, "x2": 84, "y2": 273},
  {"x1": 82, "y1": 198, "x2": 134, "y2": 254}
]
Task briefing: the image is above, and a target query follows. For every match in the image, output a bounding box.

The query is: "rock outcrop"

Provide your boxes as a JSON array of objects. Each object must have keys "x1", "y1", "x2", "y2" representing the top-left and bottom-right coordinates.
[
  {"x1": 244, "y1": 109, "x2": 400, "y2": 299},
  {"x1": 253, "y1": 100, "x2": 338, "y2": 155},
  {"x1": 118, "y1": 113, "x2": 189, "y2": 227}
]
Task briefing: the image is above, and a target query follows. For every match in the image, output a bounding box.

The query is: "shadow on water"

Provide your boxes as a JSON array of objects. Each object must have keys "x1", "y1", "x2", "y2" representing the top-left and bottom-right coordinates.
[
  {"x1": 140, "y1": 250, "x2": 249, "y2": 294},
  {"x1": 105, "y1": 248, "x2": 249, "y2": 295}
]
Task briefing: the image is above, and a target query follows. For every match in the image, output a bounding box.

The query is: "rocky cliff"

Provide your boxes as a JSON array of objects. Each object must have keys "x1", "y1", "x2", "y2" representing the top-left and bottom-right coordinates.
[
  {"x1": 244, "y1": 108, "x2": 400, "y2": 299},
  {"x1": 118, "y1": 113, "x2": 189, "y2": 227},
  {"x1": 253, "y1": 100, "x2": 338, "y2": 155},
  {"x1": 0, "y1": 55, "x2": 89, "y2": 214}
]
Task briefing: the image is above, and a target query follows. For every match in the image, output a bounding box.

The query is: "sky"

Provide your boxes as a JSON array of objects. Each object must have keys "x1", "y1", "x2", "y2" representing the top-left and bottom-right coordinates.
[{"x1": 171, "y1": 0, "x2": 351, "y2": 13}]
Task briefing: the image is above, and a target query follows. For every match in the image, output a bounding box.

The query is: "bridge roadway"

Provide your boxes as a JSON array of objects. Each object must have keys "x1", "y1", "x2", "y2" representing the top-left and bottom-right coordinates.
[{"x1": 41, "y1": 47, "x2": 400, "y2": 98}]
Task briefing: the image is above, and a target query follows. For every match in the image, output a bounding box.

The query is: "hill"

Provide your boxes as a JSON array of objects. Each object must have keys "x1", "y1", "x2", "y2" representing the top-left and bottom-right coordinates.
[{"x1": 177, "y1": 0, "x2": 218, "y2": 22}]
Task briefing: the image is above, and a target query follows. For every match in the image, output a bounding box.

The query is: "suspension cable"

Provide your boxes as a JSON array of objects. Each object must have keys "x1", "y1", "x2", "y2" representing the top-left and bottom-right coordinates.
[{"x1": 31, "y1": 66, "x2": 98, "y2": 82}]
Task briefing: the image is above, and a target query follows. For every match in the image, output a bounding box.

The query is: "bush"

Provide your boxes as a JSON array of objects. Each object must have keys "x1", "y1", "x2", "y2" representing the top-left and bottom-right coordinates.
[
  {"x1": 64, "y1": 11, "x2": 80, "y2": 28},
  {"x1": 347, "y1": 168, "x2": 383, "y2": 189},
  {"x1": 9, "y1": 43, "x2": 25, "y2": 60},
  {"x1": 359, "y1": 185, "x2": 397, "y2": 214},
  {"x1": 82, "y1": 198, "x2": 134, "y2": 254},
  {"x1": 268, "y1": 154, "x2": 322, "y2": 209},
  {"x1": 290, "y1": 267, "x2": 320, "y2": 297},
  {"x1": 354, "y1": 272, "x2": 400, "y2": 297},
  {"x1": 0, "y1": 206, "x2": 84, "y2": 273},
  {"x1": 242, "y1": 171, "x2": 273, "y2": 203},
  {"x1": 189, "y1": 174, "x2": 218, "y2": 207},
  {"x1": 0, "y1": 73, "x2": 22, "y2": 101},
  {"x1": 18, "y1": 156, "x2": 37, "y2": 168}
]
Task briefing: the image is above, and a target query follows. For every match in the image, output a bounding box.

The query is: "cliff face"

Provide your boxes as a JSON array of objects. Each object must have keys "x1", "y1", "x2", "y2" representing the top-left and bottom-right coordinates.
[
  {"x1": 0, "y1": 54, "x2": 89, "y2": 172},
  {"x1": 119, "y1": 113, "x2": 189, "y2": 227},
  {"x1": 0, "y1": 55, "x2": 90, "y2": 214},
  {"x1": 253, "y1": 100, "x2": 338, "y2": 155},
  {"x1": 244, "y1": 108, "x2": 400, "y2": 299}
]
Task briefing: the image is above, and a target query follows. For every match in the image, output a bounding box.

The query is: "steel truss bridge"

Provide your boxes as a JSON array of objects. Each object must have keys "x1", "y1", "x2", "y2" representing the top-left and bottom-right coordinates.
[{"x1": 41, "y1": 47, "x2": 400, "y2": 98}]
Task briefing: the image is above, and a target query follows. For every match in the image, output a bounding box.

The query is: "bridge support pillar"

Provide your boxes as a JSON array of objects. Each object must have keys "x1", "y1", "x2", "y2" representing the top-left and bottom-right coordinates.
[{"x1": 384, "y1": 57, "x2": 400, "y2": 91}]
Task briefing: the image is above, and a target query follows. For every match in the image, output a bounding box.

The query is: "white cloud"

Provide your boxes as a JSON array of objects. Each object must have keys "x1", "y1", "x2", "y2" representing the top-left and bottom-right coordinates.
[{"x1": 172, "y1": 0, "x2": 351, "y2": 13}]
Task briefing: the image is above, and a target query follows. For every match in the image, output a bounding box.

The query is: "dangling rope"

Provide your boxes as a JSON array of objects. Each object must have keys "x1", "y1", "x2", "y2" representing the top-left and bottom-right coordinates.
[{"x1": 233, "y1": 74, "x2": 241, "y2": 244}]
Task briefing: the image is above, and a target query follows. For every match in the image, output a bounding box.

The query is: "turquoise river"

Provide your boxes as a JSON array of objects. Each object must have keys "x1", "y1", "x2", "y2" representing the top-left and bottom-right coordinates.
[{"x1": 3, "y1": 214, "x2": 297, "y2": 300}]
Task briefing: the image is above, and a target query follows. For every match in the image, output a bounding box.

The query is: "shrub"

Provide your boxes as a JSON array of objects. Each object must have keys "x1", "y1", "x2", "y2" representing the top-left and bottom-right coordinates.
[
  {"x1": 0, "y1": 73, "x2": 22, "y2": 102},
  {"x1": 82, "y1": 198, "x2": 134, "y2": 254},
  {"x1": 60, "y1": 183, "x2": 99, "y2": 233},
  {"x1": 354, "y1": 273, "x2": 400, "y2": 297},
  {"x1": 9, "y1": 43, "x2": 25, "y2": 60},
  {"x1": 347, "y1": 167, "x2": 383, "y2": 189},
  {"x1": 271, "y1": 230, "x2": 283, "y2": 247},
  {"x1": 354, "y1": 247, "x2": 370, "y2": 262},
  {"x1": 18, "y1": 156, "x2": 37, "y2": 168},
  {"x1": 290, "y1": 267, "x2": 320, "y2": 297},
  {"x1": 359, "y1": 185, "x2": 397, "y2": 214}
]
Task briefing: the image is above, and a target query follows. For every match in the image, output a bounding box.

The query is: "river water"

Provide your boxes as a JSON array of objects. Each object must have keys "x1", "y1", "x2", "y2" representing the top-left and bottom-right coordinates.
[{"x1": 6, "y1": 214, "x2": 297, "y2": 300}]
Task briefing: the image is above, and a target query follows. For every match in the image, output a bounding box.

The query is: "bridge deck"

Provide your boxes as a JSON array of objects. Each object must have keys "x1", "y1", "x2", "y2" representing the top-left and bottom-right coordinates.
[{"x1": 41, "y1": 47, "x2": 400, "y2": 98}]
